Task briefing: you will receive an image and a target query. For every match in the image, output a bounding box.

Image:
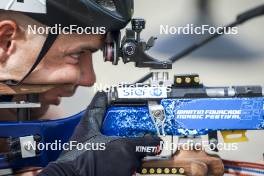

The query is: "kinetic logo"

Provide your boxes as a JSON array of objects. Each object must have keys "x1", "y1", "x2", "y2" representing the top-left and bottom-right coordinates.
[{"x1": 135, "y1": 146, "x2": 159, "y2": 153}]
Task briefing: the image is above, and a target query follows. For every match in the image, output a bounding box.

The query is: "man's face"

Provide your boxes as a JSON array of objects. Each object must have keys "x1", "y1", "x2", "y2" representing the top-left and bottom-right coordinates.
[
  {"x1": 25, "y1": 33, "x2": 104, "y2": 105},
  {"x1": 25, "y1": 33, "x2": 104, "y2": 86},
  {"x1": 0, "y1": 15, "x2": 104, "y2": 105}
]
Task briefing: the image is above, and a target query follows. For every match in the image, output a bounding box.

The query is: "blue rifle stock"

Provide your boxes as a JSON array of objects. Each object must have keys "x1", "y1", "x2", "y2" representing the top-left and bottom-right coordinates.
[
  {"x1": 101, "y1": 77, "x2": 264, "y2": 137},
  {"x1": 1, "y1": 80, "x2": 263, "y2": 170}
]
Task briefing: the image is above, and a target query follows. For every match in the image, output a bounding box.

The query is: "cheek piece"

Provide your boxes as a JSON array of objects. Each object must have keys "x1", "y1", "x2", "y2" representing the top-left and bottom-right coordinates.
[{"x1": 4, "y1": 33, "x2": 59, "y2": 86}]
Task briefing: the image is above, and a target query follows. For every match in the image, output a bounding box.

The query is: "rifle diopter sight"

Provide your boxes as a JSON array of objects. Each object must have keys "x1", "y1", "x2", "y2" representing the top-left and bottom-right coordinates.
[{"x1": 103, "y1": 18, "x2": 172, "y2": 69}]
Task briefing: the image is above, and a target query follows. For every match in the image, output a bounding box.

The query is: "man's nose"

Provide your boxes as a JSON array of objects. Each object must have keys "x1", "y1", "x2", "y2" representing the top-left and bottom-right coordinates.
[{"x1": 78, "y1": 52, "x2": 96, "y2": 87}]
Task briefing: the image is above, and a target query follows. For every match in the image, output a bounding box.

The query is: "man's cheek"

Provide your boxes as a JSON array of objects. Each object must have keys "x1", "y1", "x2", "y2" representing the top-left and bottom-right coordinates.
[{"x1": 50, "y1": 66, "x2": 80, "y2": 84}]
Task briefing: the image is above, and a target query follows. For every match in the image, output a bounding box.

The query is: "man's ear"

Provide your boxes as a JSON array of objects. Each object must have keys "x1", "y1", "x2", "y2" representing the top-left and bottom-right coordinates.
[{"x1": 0, "y1": 20, "x2": 17, "y2": 62}]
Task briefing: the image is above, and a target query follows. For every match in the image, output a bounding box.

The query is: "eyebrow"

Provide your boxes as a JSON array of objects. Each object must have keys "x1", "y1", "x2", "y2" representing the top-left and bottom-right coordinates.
[
  {"x1": 81, "y1": 46, "x2": 99, "y2": 53},
  {"x1": 80, "y1": 38, "x2": 104, "y2": 53}
]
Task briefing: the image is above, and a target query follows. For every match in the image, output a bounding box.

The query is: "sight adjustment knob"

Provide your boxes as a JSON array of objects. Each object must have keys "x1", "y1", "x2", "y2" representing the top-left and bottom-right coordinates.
[{"x1": 131, "y1": 18, "x2": 145, "y2": 33}]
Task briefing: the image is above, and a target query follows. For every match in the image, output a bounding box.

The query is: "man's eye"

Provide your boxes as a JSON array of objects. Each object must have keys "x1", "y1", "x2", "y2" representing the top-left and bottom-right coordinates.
[
  {"x1": 71, "y1": 53, "x2": 81, "y2": 59},
  {"x1": 70, "y1": 51, "x2": 86, "y2": 58}
]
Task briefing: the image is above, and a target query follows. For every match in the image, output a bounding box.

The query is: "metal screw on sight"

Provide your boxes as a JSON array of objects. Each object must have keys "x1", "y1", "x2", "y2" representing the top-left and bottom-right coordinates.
[
  {"x1": 131, "y1": 18, "x2": 145, "y2": 33},
  {"x1": 122, "y1": 42, "x2": 136, "y2": 57},
  {"x1": 154, "y1": 110, "x2": 162, "y2": 118},
  {"x1": 132, "y1": 18, "x2": 145, "y2": 42}
]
